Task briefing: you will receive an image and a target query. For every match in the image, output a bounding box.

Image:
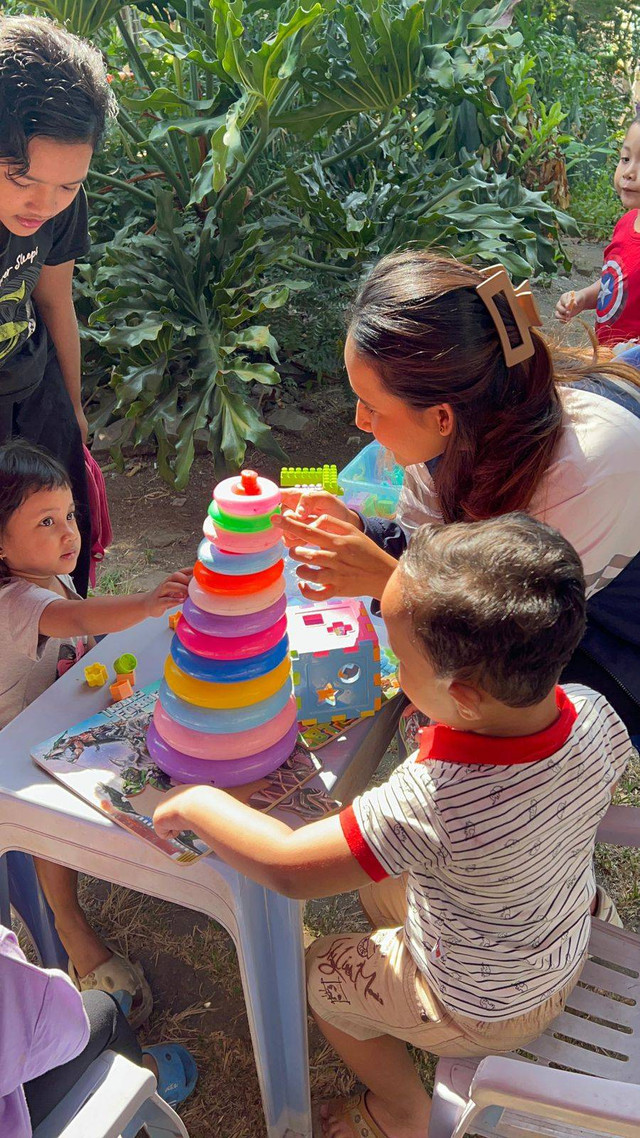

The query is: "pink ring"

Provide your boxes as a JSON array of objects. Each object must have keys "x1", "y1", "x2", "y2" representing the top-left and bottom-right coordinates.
[
  {"x1": 177, "y1": 613, "x2": 288, "y2": 660},
  {"x1": 188, "y1": 576, "x2": 285, "y2": 616},
  {"x1": 153, "y1": 696, "x2": 298, "y2": 760},
  {"x1": 203, "y1": 514, "x2": 281, "y2": 554},
  {"x1": 147, "y1": 720, "x2": 298, "y2": 787},
  {"x1": 214, "y1": 473, "x2": 281, "y2": 517}
]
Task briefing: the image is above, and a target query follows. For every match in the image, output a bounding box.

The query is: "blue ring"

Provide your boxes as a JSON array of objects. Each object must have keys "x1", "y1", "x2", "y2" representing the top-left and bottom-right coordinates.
[
  {"x1": 170, "y1": 635, "x2": 289, "y2": 682},
  {"x1": 197, "y1": 537, "x2": 285, "y2": 576},
  {"x1": 157, "y1": 676, "x2": 293, "y2": 733}
]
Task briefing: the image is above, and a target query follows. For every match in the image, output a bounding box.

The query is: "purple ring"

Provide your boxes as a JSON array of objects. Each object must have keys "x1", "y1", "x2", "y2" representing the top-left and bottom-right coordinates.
[
  {"x1": 146, "y1": 720, "x2": 298, "y2": 787},
  {"x1": 182, "y1": 594, "x2": 287, "y2": 638}
]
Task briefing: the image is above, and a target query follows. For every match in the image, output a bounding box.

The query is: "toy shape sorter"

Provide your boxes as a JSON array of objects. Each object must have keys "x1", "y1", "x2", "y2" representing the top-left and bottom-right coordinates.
[
  {"x1": 280, "y1": 465, "x2": 342, "y2": 495},
  {"x1": 288, "y1": 600, "x2": 381, "y2": 725},
  {"x1": 147, "y1": 470, "x2": 298, "y2": 787}
]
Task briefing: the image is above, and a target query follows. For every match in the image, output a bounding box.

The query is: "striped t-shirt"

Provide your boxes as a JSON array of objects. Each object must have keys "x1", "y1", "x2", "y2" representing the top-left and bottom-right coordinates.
[{"x1": 340, "y1": 685, "x2": 631, "y2": 1021}]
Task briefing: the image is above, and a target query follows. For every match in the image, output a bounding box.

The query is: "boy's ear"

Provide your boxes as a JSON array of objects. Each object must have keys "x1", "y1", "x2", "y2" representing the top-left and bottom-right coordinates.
[{"x1": 448, "y1": 680, "x2": 483, "y2": 722}]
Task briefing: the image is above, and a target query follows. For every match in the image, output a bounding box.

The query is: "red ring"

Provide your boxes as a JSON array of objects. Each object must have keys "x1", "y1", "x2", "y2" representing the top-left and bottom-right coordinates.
[{"x1": 193, "y1": 558, "x2": 284, "y2": 596}]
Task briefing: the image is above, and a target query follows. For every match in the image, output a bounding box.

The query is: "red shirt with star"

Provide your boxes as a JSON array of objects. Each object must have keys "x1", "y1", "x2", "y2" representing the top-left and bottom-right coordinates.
[{"x1": 596, "y1": 209, "x2": 640, "y2": 345}]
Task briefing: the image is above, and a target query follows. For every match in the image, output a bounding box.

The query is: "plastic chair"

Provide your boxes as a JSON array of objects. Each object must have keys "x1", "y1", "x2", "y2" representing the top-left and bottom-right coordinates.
[
  {"x1": 429, "y1": 804, "x2": 640, "y2": 1138},
  {"x1": 32, "y1": 1050, "x2": 189, "y2": 1138},
  {"x1": 0, "y1": 851, "x2": 67, "y2": 968}
]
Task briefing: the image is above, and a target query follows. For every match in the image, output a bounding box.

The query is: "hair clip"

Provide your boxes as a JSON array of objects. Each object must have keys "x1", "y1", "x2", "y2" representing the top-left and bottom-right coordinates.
[{"x1": 475, "y1": 264, "x2": 542, "y2": 367}]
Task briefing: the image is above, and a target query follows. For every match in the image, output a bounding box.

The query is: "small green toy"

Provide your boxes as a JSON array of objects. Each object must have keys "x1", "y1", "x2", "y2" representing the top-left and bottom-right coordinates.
[
  {"x1": 280, "y1": 465, "x2": 342, "y2": 495},
  {"x1": 114, "y1": 653, "x2": 138, "y2": 676}
]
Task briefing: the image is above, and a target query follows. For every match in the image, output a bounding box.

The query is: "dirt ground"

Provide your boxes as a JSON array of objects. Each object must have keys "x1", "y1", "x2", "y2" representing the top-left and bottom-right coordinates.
[{"x1": 59, "y1": 240, "x2": 638, "y2": 1137}]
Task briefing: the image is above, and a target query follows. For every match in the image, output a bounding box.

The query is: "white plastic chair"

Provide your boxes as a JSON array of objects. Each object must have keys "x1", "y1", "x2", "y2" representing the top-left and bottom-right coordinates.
[
  {"x1": 31, "y1": 1050, "x2": 189, "y2": 1138},
  {"x1": 429, "y1": 804, "x2": 640, "y2": 1138}
]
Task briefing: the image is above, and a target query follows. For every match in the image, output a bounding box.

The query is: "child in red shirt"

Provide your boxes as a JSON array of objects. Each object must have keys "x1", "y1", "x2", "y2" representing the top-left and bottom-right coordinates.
[{"x1": 556, "y1": 116, "x2": 640, "y2": 346}]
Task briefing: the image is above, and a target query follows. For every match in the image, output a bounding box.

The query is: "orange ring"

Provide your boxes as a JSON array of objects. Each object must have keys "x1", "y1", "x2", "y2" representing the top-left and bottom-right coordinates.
[{"x1": 193, "y1": 558, "x2": 284, "y2": 596}]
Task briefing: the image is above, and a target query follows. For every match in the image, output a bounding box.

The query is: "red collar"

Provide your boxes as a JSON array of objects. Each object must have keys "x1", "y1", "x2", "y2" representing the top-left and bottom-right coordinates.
[{"x1": 416, "y1": 687, "x2": 577, "y2": 766}]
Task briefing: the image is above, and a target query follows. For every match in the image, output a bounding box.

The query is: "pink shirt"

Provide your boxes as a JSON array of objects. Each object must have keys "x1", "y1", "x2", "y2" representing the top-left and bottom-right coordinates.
[{"x1": 0, "y1": 925, "x2": 89, "y2": 1137}]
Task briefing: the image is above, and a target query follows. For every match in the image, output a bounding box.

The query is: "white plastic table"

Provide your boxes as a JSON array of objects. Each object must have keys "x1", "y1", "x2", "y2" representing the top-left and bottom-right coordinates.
[{"x1": 0, "y1": 616, "x2": 403, "y2": 1138}]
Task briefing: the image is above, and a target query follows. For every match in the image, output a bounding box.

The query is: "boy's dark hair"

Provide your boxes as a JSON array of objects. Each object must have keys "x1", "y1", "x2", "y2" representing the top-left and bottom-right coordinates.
[
  {"x1": 0, "y1": 440, "x2": 71, "y2": 582},
  {"x1": 0, "y1": 15, "x2": 116, "y2": 174},
  {"x1": 399, "y1": 513, "x2": 586, "y2": 707}
]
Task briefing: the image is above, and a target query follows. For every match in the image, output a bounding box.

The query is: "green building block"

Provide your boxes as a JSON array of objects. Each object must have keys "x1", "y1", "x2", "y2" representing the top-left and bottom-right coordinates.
[{"x1": 280, "y1": 464, "x2": 343, "y2": 495}]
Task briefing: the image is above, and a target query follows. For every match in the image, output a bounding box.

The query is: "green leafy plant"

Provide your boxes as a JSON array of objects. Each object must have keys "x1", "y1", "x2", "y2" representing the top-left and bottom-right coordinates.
[{"x1": 72, "y1": 0, "x2": 584, "y2": 487}]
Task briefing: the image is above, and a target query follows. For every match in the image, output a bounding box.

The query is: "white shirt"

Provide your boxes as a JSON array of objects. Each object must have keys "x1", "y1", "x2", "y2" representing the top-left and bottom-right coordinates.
[{"x1": 340, "y1": 685, "x2": 631, "y2": 1020}]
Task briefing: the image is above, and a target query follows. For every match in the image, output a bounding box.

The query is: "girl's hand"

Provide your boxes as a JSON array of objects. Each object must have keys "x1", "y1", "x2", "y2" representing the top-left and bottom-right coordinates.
[
  {"x1": 74, "y1": 404, "x2": 89, "y2": 444},
  {"x1": 144, "y1": 568, "x2": 193, "y2": 617},
  {"x1": 278, "y1": 513, "x2": 397, "y2": 600},
  {"x1": 555, "y1": 290, "x2": 584, "y2": 323},
  {"x1": 277, "y1": 490, "x2": 363, "y2": 536}
]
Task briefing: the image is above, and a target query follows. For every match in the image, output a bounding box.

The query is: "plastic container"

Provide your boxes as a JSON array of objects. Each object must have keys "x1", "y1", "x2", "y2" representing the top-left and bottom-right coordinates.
[{"x1": 338, "y1": 441, "x2": 404, "y2": 519}]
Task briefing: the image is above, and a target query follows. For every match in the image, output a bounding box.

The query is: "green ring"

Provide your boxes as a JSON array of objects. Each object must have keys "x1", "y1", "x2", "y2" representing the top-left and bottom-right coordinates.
[
  {"x1": 207, "y1": 501, "x2": 280, "y2": 533},
  {"x1": 114, "y1": 652, "x2": 138, "y2": 674}
]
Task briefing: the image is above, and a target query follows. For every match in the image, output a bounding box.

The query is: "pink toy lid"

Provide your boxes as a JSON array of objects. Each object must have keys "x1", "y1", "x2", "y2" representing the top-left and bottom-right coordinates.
[{"x1": 213, "y1": 470, "x2": 281, "y2": 518}]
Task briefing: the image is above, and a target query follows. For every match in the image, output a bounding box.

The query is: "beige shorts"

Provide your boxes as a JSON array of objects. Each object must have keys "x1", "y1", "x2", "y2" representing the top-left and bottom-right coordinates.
[{"x1": 306, "y1": 875, "x2": 583, "y2": 1055}]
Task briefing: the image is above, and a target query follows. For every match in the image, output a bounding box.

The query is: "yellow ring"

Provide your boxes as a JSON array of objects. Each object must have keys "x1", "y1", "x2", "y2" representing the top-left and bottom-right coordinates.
[{"x1": 164, "y1": 655, "x2": 292, "y2": 709}]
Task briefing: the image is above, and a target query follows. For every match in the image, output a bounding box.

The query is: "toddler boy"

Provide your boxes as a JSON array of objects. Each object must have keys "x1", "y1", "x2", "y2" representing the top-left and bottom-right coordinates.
[{"x1": 154, "y1": 513, "x2": 631, "y2": 1138}]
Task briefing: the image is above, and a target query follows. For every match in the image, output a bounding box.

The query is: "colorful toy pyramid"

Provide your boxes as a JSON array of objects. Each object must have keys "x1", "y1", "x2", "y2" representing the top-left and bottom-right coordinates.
[{"x1": 147, "y1": 470, "x2": 297, "y2": 787}]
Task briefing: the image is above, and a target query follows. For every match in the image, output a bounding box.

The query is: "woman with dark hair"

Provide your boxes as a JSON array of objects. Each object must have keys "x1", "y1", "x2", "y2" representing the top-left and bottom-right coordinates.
[
  {"x1": 276, "y1": 252, "x2": 640, "y2": 734},
  {"x1": 0, "y1": 14, "x2": 116, "y2": 597}
]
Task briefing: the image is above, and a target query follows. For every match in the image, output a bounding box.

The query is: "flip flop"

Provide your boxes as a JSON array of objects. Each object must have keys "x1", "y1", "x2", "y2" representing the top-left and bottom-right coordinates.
[
  {"x1": 69, "y1": 940, "x2": 153, "y2": 1029},
  {"x1": 316, "y1": 1092, "x2": 389, "y2": 1138},
  {"x1": 142, "y1": 1043, "x2": 198, "y2": 1107}
]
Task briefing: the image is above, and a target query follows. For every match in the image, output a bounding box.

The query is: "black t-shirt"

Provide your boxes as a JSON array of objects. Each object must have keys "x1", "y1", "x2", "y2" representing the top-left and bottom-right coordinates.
[{"x1": 0, "y1": 188, "x2": 90, "y2": 399}]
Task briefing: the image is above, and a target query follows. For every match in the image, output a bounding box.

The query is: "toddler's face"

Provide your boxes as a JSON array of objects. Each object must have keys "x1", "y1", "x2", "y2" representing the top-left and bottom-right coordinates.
[
  {"x1": 0, "y1": 136, "x2": 92, "y2": 237},
  {"x1": 614, "y1": 123, "x2": 640, "y2": 212},
  {"x1": 381, "y1": 568, "x2": 460, "y2": 727},
  {"x1": 0, "y1": 485, "x2": 80, "y2": 580}
]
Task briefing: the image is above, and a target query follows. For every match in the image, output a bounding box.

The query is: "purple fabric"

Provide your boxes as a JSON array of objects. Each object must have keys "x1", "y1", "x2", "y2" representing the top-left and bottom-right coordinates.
[{"x1": 0, "y1": 925, "x2": 89, "y2": 1137}]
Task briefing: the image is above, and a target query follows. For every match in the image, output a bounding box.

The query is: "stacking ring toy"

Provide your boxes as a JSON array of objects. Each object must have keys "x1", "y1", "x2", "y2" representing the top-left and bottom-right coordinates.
[
  {"x1": 170, "y1": 634, "x2": 289, "y2": 682},
  {"x1": 177, "y1": 613, "x2": 288, "y2": 660},
  {"x1": 203, "y1": 514, "x2": 281, "y2": 555},
  {"x1": 208, "y1": 501, "x2": 278, "y2": 533},
  {"x1": 213, "y1": 470, "x2": 281, "y2": 517},
  {"x1": 147, "y1": 720, "x2": 298, "y2": 787},
  {"x1": 197, "y1": 537, "x2": 284, "y2": 576},
  {"x1": 165, "y1": 654, "x2": 291, "y2": 708},
  {"x1": 158, "y1": 676, "x2": 293, "y2": 733},
  {"x1": 182, "y1": 594, "x2": 287, "y2": 637},
  {"x1": 194, "y1": 558, "x2": 283, "y2": 596},
  {"x1": 188, "y1": 576, "x2": 284, "y2": 616},
  {"x1": 153, "y1": 696, "x2": 297, "y2": 760}
]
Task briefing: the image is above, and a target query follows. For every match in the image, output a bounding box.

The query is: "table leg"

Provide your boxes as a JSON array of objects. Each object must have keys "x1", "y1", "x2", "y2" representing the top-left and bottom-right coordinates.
[{"x1": 228, "y1": 872, "x2": 312, "y2": 1138}]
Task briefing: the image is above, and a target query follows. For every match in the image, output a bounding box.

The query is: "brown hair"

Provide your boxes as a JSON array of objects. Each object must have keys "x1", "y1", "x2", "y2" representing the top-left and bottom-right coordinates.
[
  {"x1": 348, "y1": 251, "x2": 640, "y2": 523},
  {"x1": 399, "y1": 513, "x2": 586, "y2": 707}
]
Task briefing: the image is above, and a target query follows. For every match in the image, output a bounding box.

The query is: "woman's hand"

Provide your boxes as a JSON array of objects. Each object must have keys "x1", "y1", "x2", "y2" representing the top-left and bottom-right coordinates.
[
  {"x1": 276, "y1": 513, "x2": 397, "y2": 600},
  {"x1": 73, "y1": 403, "x2": 89, "y2": 444},
  {"x1": 279, "y1": 489, "x2": 363, "y2": 533},
  {"x1": 144, "y1": 568, "x2": 193, "y2": 617}
]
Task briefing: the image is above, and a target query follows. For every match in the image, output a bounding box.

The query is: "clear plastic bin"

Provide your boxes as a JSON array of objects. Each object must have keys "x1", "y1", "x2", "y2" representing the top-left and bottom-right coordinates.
[{"x1": 338, "y1": 441, "x2": 404, "y2": 519}]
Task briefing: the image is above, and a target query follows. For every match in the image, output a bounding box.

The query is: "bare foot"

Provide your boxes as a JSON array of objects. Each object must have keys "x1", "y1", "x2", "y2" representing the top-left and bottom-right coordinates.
[
  {"x1": 320, "y1": 1092, "x2": 428, "y2": 1138},
  {"x1": 55, "y1": 919, "x2": 112, "y2": 979}
]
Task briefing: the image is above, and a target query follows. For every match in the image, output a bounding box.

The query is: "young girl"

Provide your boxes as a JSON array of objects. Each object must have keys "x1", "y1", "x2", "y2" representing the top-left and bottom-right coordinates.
[
  {"x1": 0, "y1": 15, "x2": 116, "y2": 595},
  {"x1": 556, "y1": 114, "x2": 640, "y2": 346},
  {"x1": 275, "y1": 251, "x2": 640, "y2": 735},
  {"x1": 0, "y1": 440, "x2": 191, "y2": 1025}
]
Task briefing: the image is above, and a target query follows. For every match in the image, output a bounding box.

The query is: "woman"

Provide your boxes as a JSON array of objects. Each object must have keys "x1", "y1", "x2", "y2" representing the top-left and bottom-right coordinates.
[{"x1": 276, "y1": 252, "x2": 640, "y2": 733}]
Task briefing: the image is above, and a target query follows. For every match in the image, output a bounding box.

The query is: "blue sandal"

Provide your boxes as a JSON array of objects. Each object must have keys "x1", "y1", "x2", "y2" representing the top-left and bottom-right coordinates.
[{"x1": 142, "y1": 1043, "x2": 198, "y2": 1107}]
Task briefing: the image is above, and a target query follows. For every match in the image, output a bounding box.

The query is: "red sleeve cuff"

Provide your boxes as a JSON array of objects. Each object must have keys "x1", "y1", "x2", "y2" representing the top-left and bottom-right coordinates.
[{"x1": 340, "y1": 805, "x2": 388, "y2": 882}]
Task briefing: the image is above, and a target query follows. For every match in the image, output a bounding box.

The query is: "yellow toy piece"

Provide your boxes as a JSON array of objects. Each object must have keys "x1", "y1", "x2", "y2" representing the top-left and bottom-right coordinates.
[
  {"x1": 168, "y1": 611, "x2": 181, "y2": 630},
  {"x1": 110, "y1": 678, "x2": 134, "y2": 702},
  {"x1": 85, "y1": 663, "x2": 108, "y2": 687},
  {"x1": 164, "y1": 655, "x2": 291, "y2": 710}
]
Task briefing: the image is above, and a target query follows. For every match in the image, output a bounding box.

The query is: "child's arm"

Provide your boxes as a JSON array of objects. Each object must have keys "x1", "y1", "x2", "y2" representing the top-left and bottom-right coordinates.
[
  {"x1": 32, "y1": 261, "x2": 87, "y2": 442},
  {"x1": 38, "y1": 569, "x2": 191, "y2": 638},
  {"x1": 555, "y1": 281, "x2": 601, "y2": 323},
  {"x1": 153, "y1": 785, "x2": 370, "y2": 898}
]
